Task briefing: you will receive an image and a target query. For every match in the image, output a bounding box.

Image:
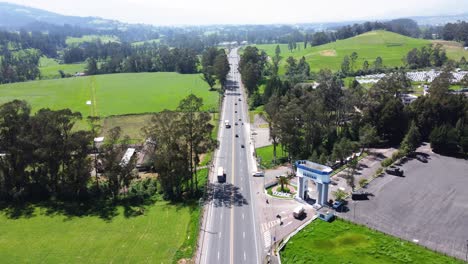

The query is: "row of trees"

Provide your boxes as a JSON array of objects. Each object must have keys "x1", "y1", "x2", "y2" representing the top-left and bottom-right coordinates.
[
  {"x1": 442, "y1": 21, "x2": 468, "y2": 45},
  {"x1": 0, "y1": 29, "x2": 64, "y2": 58},
  {"x1": 143, "y1": 95, "x2": 216, "y2": 199},
  {"x1": 0, "y1": 94, "x2": 216, "y2": 202},
  {"x1": 340, "y1": 52, "x2": 384, "y2": 76},
  {"x1": 262, "y1": 66, "x2": 468, "y2": 169},
  {"x1": 239, "y1": 46, "x2": 268, "y2": 96},
  {"x1": 84, "y1": 44, "x2": 199, "y2": 75},
  {"x1": 201, "y1": 47, "x2": 230, "y2": 90},
  {"x1": 405, "y1": 44, "x2": 448, "y2": 69}
]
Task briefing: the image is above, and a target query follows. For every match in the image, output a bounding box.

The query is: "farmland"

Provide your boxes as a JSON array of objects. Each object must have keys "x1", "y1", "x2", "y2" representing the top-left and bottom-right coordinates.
[
  {"x1": 280, "y1": 219, "x2": 463, "y2": 264},
  {"x1": 65, "y1": 35, "x2": 120, "y2": 47},
  {"x1": 0, "y1": 72, "x2": 218, "y2": 118},
  {"x1": 39, "y1": 56, "x2": 86, "y2": 79},
  {"x1": 256, "y1": 30, "x2": 468, "y2": 74}
]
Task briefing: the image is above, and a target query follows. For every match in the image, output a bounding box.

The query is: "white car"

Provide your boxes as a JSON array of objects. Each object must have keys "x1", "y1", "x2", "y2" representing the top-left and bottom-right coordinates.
[{"x1": 252, "y1": 171, "x2": 265, "y2": 177}]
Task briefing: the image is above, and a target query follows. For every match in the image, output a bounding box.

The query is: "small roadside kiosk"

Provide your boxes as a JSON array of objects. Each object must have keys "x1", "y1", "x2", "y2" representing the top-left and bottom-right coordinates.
[{"x1": 295, "y1": 160, "x2": 333, "y2": 207}]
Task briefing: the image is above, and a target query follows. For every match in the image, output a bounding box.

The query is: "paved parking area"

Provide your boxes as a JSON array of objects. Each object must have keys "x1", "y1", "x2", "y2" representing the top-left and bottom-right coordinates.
[{"x1": 337, "y1": 145, "x2": 468, "y2": 260}]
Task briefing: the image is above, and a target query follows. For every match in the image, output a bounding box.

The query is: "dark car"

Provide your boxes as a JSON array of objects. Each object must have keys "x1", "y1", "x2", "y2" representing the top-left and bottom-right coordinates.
[
  {"x1": 332, "y1": 200, "x2": 344, "y2": 209},
  {"x1": 238, "y1": 98, "x2": 242, "y2": 101},
  {"x1": 385, "y1": 167, "x2": 404, "y2": 176},
  {"x1": 235, "y1": 122, "x2": 238, "y2": 126},
  {"x1": 241, "y1": 144, "x2": 245, "y2": 148},
  {"x1": 235, "y1": 134, "x2": 239, "y2": 138},
  {"x1": 235, "y1": 103, "x2": 237, "y2": 105}
]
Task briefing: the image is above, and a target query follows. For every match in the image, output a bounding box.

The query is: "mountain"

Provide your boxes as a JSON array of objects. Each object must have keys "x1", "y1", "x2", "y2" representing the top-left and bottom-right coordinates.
[{"x1": 0, "y1": 2, "x2": 123, "y2": 30}]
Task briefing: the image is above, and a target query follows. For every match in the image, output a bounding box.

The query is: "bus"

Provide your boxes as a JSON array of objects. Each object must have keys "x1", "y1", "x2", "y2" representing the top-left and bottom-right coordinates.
[{"x1": 217, "y1": 167, "x2": 226, "y2": 183}]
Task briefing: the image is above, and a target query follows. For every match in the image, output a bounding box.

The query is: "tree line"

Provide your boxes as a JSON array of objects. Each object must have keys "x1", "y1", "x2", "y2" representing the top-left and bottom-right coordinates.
[
  {"x1": 0, "y1": 94, "x2": 215, "y2": 202},
  {"x1": 81, "y1": 43, "x2": 199, "y2": 75},
  {"x1": 262, "y1": 67, "x2": 468, "y2": 169},
  {"x1": 0, "y1": 48, "x2": 41, "y2": 84}
]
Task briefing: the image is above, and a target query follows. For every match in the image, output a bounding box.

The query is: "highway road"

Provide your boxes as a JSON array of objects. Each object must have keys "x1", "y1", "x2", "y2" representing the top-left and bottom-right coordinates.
[{"x1": 199, "y1": 48, "x2": 262, "y2": 264}]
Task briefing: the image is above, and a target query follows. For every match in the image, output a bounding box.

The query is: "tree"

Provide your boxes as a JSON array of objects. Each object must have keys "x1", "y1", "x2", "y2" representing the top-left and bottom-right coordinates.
[
  {"x1": 341, "y1": 55, "x2": 351, "y2": 75},
  {"x1": 214, "y1": 51, "x2": 230, "y2": 88},
  {"x1": 430, "y1": 125, "x2": 460, "y2": 155},
  {"x1": 274, "y1": 45, "x2": 281, "y2": 63},
  {"x1": 374, "y1": 56, "x2": 383, "y2": 70},
  {"x1": 202, "y1": 67, "x2": 216, "y2": 90},
  {"x1": 350, "y1": 52, "x2": 358, "y2": 73},
  {"x1": 87, "y1": 116, "x2": 102, "y2": 190},
  {"x1": 278, "y1": 176, "x2": 290, "y2": 193},
  {"x1": 85, "y1": 57, "x2": 98, "y2": 75},
  {"x1": 359, "y1": 124, "x2": 380, "y2": 152},
  {"x1": 332, "y1": 138, "x2": 355, "y2": 165},
  {"x1": 362, "y1": 60, "x2": 369, "y2": 72},
  {"x1": 400, "y1": 121, "x2": 421, "y2": 155},
  {"x1": 333, "y1": 189, "x2": 347, "y2": 201}
]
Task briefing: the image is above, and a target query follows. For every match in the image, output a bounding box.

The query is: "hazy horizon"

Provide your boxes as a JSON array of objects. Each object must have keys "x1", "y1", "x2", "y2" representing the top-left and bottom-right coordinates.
[{"x1": 4, "y1": 0, "x2": 468, "y2": 26}]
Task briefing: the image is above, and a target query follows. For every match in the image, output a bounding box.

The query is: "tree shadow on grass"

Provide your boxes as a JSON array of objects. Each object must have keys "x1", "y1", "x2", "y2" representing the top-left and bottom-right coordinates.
[{"x1": 0, "y1": 195, "x2": 159, "y2": 221}]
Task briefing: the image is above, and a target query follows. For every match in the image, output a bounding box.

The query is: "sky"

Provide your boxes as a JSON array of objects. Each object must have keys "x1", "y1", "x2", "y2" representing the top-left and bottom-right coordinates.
[{"x1": 5, "y1": 0, "x2": 468, "y2": 25}]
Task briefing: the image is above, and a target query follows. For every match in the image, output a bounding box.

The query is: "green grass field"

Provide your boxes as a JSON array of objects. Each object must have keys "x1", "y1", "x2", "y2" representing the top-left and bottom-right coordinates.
[
  {"x1": 256, "y1": 144, "x2": 288, "y2": 169},
  {"x1": 66, "y1": 35, "x2": 120, "y2": 47},
  {"x1": 0, "y1": 72, "x2": 218, "y2": 118},
  {"x1": 0, "y1": 200, "x2": 197, "y2": 263},
  {"x1": 280, "y1": 219, "x2": 463, "y2": 264},
  {"x1": 132, "y1": 38, "x2": 161, "y2": 46},
  {"x1": 39, "y1": 56, "x2": 86, "y2": 79},
  {"x1": 256, "y1": 30, "x2": 468, "y2": 75}
]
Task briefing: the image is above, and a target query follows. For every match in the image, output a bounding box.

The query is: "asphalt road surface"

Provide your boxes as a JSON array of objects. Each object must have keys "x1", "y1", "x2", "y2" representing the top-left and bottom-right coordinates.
[{"x1": 200, "y1": 48, "x2": 261, "y2": 264}]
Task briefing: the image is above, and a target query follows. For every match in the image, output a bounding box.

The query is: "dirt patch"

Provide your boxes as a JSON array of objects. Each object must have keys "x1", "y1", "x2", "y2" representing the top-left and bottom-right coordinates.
[
  {"x1": 319, "y1": 49, "x2": 337, "y2": 57},
  {"x1": 432, "y1": 40, "x2": 463, "y2": 48}
]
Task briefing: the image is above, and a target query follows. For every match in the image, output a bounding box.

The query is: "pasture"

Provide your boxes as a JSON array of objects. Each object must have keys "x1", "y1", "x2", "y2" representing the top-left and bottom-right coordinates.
[
  {"x1": 0, "y1": 200, "x2": 198, "y2": 263},
  {"x1": 280, "y1": 219, "x2": 463, "y2": 264},
  {"x1": 39, "y1": 56, "x2": 86, "y2": 79},
  {"x1": 0, "y1": 72, "x2": 218, "y2": 118},
  {"x1": 256, "y1": 30, "x2": 467, "y2": 74}
]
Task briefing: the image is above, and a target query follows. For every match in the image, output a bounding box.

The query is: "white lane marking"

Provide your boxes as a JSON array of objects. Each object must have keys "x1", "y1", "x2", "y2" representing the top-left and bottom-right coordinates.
[
  {"x1": 243, "y1": 232, "x2": 245, "y2": 239},
  {"x1": 242, "y1": 213, "x2": 245, "y2": 220},
  {"x1": 218, "y1": 251, "x2": 220, "y2": 260},
  {"x1": 284, "y1": 221, "x2": 293, "y2": 228},
  {"x1": 244, "y1": 251, "x2": 246, "y2": 261},
  {"x1": 219, "y1": 232, "x2": 222, "y2": 239},
  {"x1": 263, "y1": 230, "x2": 271, "y2": 249}
]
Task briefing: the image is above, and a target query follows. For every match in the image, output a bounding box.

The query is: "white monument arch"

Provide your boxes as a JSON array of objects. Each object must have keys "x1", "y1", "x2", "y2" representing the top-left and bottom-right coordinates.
[{"x1": 295, "y1": 160, "x2": 333, "y2": 206}]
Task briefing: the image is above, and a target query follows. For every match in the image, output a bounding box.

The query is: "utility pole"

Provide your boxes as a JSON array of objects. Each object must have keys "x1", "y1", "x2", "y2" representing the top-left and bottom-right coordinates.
[{"x1": 465, "y1": 239, "x2": 468, "y2": 262}]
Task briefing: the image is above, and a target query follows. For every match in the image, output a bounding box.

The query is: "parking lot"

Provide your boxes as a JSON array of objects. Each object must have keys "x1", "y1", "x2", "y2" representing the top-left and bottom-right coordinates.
[{"x1": 337, "y1": 145, "x2": 468, "y2": 260}]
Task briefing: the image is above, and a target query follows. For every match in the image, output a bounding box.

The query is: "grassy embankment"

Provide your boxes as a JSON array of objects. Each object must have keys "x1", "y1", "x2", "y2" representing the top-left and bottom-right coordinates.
[
  {"x1": 256, "y1": 30, "x2": 468, "y2": 75},
  {"x1": 281, "y1": 218, "x2": 463, "y2": 264}
]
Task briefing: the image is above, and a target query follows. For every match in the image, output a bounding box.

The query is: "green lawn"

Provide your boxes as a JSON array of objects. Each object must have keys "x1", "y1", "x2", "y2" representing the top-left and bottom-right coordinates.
[
  {"x1": 256, "y1": 30, "x2": 467, "y2": 75},
  {"x1": 256, "y1": 144, "x2": 288, "y2": 169},
  {"x1": 0, "y1": 200, "x2": 197, "y2": 263},
  {"x1": 39, "y1": 56, "x2": 86, "y2": 79},
  {"x1": 132, "y1": 39, "x2": 161, "y2": 46},
  {"x1": 0, "y1": 72, "x2": 218, "y2": 118},
  {"x1": 280, "y1": 219, "x2": 463, "y2": 264},
  {"x1": 66, "y1": 35, "x2": 120, "y2": 47}
]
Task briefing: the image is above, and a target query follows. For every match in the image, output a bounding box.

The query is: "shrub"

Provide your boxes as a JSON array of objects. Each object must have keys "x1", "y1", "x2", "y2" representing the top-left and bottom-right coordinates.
[{"x1": 381, "y1": 158, "x2": 393, "y2": 167}]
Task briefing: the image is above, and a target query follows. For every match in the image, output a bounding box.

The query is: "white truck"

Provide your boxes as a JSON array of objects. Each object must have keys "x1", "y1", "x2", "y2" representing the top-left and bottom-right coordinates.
[
  {"x1": 225, "y1": 120, "x2": 231, "y2": 128},
  {"x1": 217, "y1": 167, "x2": 226, "y2": 183}
]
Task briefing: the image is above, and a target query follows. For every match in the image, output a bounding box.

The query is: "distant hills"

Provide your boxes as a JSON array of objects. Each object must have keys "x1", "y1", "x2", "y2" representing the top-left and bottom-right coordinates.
[
  {"x1": 0, "y1": 2, "x2": 125, "y2": 30},
  {"x1": 0, "y1": 1, "x2": 467, "y2": 31}
]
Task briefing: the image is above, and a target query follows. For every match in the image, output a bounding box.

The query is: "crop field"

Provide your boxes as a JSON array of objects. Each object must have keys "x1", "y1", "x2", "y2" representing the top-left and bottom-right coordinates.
[
  {"x1": 256, "y1": 30, "x2": 467, "y2": 74},
  {"x1": 0, "y1": 72, "x2": 218, "y2": 118},
  {"x1": 0, "y1": 200, "x2": 198, "y2": 263},
  {"x1": 280, "y1": 219, "x2": 463, "y2": 264},
  {"x1": 65, "y1": 35, "x2": 120, "y2": 47},
  {"x1": 39, "y1": 56, "x2": 86, "y2": 79}
]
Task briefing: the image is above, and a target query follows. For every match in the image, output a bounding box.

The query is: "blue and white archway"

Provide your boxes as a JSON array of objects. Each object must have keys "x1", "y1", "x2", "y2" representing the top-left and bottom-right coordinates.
[{"x1": 295, "y1": 160, "x2": 333, "y2": 206}]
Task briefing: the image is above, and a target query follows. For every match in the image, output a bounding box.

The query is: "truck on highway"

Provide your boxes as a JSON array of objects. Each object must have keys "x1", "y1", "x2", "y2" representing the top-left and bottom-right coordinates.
[
  {"x1": 225, "y1": 120, "x2": 231, "y2": 128},
  {"x1": 217, "y1": 167, "x2": 226, "y2": 183}
]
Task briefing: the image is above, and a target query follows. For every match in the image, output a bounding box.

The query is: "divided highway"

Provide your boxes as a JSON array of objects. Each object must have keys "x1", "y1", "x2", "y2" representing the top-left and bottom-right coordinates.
[{"x1": 199, "y1": 48, "x2": 262, "y2": 264}]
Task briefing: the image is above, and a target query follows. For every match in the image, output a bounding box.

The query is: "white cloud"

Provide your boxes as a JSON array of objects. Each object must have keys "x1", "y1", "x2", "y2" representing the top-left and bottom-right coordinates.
[{"x1": 5, "y1": 0, "x2": 468, "y2": 25}]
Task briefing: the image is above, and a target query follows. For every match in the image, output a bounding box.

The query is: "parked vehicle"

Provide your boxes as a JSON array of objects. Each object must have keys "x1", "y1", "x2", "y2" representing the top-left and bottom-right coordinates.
[
  {"x1": 293, "y1": 206, "x2": 305, "y2": 219},
  {"x1": 225, "y1": 120, "x2": 230, "y2": 128},
  {"x1": 332, "y1": 200, "x2": 344, "y2": 209},
  {"x1": 385, "y1": 167, "x2": 404, "y2": 176}
]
